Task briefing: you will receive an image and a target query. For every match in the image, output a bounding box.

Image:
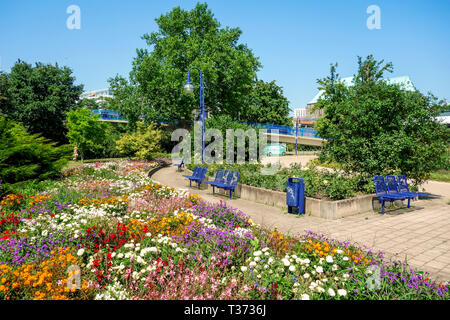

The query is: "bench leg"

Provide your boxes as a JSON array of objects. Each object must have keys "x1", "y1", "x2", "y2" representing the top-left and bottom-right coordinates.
[
  {"x1": 407, "y1": 198, "x2": 410, "y2": 208},
  {"x1": 212, "y1": 186, "x2": 215, "y2": 194},
  {"x1": 198, "y1": 182, "x2": 201, "y2": 189},
  {"x1": 381, "y1": 200, "x2": 385, "y2": 215},
  {"x1": 189, "y1": 180, "x2": 192, "y2": 187}
]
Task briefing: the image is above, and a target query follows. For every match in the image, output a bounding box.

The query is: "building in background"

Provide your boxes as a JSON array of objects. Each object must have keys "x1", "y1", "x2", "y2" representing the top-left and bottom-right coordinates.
[
  {"x1": 79, "y1": 89, "x2": 113, "y2": 106},
  {"x1": 437, "y1": 102, "x2": 450, "y2": 127}
]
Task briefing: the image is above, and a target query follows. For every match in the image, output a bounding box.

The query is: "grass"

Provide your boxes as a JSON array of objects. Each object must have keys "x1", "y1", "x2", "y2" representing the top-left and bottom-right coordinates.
[{"x1": 429, "y1": 170, "x2": 450, "y2": 183}]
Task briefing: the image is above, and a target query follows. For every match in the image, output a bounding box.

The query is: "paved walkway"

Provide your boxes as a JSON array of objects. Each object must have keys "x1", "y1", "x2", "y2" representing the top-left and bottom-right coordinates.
[{"x1": 152, "y1": 166, "x2": 450, "y2": 282}]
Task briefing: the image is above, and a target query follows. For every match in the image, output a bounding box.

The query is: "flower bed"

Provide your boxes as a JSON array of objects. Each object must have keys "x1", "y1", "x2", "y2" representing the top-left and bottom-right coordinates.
[{"x1": 0, "y1": 160, "x2": 448, "y2": 300}]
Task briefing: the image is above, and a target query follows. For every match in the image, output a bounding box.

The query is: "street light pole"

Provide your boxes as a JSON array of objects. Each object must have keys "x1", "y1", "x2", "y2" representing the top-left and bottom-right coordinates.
[
  {"x1": 295, "y1": 118, "x2": 299, "y2": 155},
  {"x1": 183, "y1": 67, "x2": 205, "y2": 163}
]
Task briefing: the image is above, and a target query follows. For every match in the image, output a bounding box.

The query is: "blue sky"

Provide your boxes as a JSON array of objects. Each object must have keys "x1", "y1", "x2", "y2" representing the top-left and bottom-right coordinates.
[{"x1": 1, "y1": 0, "x2": 449, "y2": 113}]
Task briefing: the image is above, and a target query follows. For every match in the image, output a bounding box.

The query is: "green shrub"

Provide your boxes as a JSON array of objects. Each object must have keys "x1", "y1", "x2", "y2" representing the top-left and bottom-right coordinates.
[
  {"x1": 0, "y1": 117, "x2": 70, "y2": 188},
  {"x1": 115, "y1": 122, "x2": 163, "y2": 159}
]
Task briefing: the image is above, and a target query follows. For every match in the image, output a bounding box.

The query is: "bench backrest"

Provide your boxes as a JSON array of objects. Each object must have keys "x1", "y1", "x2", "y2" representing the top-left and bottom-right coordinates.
[
  {"x1": 228, "y1": 171, "x2": 240, "y2": 187},
  {"x1": 214, "y1": 169, "x2": 225, "y2": 183},
  {"x1": 385, "y1": 175, "x2": 400, "y2": 194},
  {"x1": 373, "y1": 175, "x2": 388, "y2": 196},
  {"x1": 222, "y1": 170, "x2": 232, "y2": 184},
  {"x1": 198, "y1": 167, "x2": 207, "y2": 180},
  {"x1": 192, "y1": 166, "x2": 201, "y2": 177},
  {"x1": 397, "y1": 175, "x2": 410, "y2": 193}
]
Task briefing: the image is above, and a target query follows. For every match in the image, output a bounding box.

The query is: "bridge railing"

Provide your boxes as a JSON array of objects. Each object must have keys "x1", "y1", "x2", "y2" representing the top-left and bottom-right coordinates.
[
  {"x1": 241, "y1": 121, "x2": 322, "y2": 139},
  {"x1": 90, "y1": 109, "x2": 127, "y2": 122}
]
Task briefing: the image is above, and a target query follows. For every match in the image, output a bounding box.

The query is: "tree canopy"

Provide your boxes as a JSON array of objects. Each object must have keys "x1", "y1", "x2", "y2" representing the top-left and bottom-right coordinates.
[
  {"x1": 243, "y1": 80, "x2": 292, "y2": 125},
  {"x1": 1, "y1": 60, "x2": 83, "y2": 144},
  {"x1": 109, "y1": 3, "x2": 264, "y2": 126},
  {"x1": 315, "y1": 55, "x2": 448, "y2": 185},
  {"x1": 66, "y1": 107, "x2": 108, "y2": 161}
]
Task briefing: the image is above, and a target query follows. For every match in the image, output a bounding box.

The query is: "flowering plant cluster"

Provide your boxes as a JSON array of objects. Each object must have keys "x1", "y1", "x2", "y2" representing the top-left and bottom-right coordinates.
[{"x1": 0, "y1": 160, "x2": 448, "y2": 300}]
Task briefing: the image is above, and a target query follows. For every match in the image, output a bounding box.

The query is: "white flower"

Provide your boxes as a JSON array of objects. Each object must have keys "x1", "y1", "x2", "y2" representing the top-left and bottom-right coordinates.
[
  {"x1": 77, "y1": 248, "x2": 85, "y2": 256},
  {"x1": 254, "y1": 257, "x2": 261, "y2": 262},
  {"x1": 289, "y1": 265, "x2": 296, "y2": 272},
  {"x1": 337, "y1": 289, "x2": 347, "y2": 296},
  {"x1": 136, "y1": 256, "x2": 145, "y2": 264},
  {"x1": 332, "y1": 264, "x2": 338, "y2": 271},
  {"x1": 336, "y1": 249, "x2": 343, "y2": 254},
  {"x1": 282, "y1": 258, "x2": 290, "y2": 267},
  {"x1": 249, "y1": 261, "x2": 257, "y2": 268},
  {"x1": 328, "y1": 288, "x2": 336, "y2": 297},
  {"x1": 41, "y1": 230, "x2": 48, "y2": 237},
  {"x1": 253, "y1": 250, "x2": 262, "y2": 257},
  {"x1": 241, "y1": 266, "x2": 248, "y2": 272},
  {"x1": 343, "y1": 256, "x2": 349, "y2": 261},
  {"x1": 117, "y1": 253, "x2": 124, "y2": 259},
  {"x1": 315, "y1": 266, "x2": 324, "y2": 273},
  {"x1": 301, "y1": 294, "x2": 310, "y2": 300},
  {"x1": 303, "y1": 273, "x2": 310, "y2": 279},
  {"x1": 326, "y1": 255, "x2": 334, "y2": 263}
]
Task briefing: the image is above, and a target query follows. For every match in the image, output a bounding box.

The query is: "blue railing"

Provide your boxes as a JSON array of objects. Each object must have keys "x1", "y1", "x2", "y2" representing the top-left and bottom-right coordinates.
[
  {"x1": 90, "y1": 109, "x2": 127, "y2": 122},
  {"x1": 241, "y1": 121, "x2": 321, "y2": 139},
  {"x1": 87, "y1": 110, "x2": 321, "y2": 138}
]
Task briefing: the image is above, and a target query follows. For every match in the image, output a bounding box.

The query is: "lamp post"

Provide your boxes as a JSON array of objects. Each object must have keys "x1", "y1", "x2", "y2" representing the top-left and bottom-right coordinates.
[
  {"x1": 183, "y1": 67, "x2": 205, "y2": 163},
  {"x1": 295, "y1": 118, "x2": 299, "y2": 155}
]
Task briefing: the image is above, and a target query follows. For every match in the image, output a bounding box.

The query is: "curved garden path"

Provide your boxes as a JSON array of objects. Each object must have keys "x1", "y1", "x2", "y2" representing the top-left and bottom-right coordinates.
[{"x1": 152, "y1": 166, "x2": 450, "y2": 282}]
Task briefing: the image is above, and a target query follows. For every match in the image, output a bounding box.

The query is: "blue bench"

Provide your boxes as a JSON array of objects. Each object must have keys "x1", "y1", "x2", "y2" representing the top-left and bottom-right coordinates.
[
  {"x1": 386, "y1": 175, "x2": 419, "y2": 208},
  {"x1": 205, "y1": 170, "x2": 240, "y2": 199},
  {"x1": 182, "y1": 166, "x2": 207, "y2": 189},
  {"x1": 204, "y1": 169, "x2": 225, "y2": 188},
  {"x1": 373, "y1": 175, "x2": 407, "y2": 214},
  {"x1": 396, "y1": 175, "x2": 419, "y2": 198},
  {"x1": 174, "y1": 158, "x2": 184, "y2": 171}
]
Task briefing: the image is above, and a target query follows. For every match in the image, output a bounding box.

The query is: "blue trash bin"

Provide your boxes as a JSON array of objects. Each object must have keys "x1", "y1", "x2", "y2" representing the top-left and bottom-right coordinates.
[{"x1": 286, "y1": 177, "x2": 305, "y2": 215}]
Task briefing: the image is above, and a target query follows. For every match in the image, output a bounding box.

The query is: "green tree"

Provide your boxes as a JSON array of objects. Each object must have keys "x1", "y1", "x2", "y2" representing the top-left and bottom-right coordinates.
[
  {"x1": 242, "y1": 79, "x2": 291, "y2": 125},
  {"x1": 0, "y1": 72, "x2": 10, "y2": 117},
  {"x1": 108, "y1": 75, "x2": 147, "y2": 131},
  {"x1": 66, "y1": 107, "x2": 108, "y2": 161},
  {"x1": 315, "y1": 55, "x2": 448, "y2": 185},
  {"x1": 3, "y1": 60, "x2": 83, "y2": 144},
  {"x1": 0, "y1": 117, "x2": 70, "y2": 186},
  {"x1": 115, "y1": 122, "x2": 163, "y2": 159},
  {"x1": 110, "y1": 3, "x2": 261, "y2": 126}
]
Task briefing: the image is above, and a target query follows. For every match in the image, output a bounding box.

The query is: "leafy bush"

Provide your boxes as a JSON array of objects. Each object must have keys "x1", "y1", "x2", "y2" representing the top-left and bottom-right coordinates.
[
  {"x1": 115, "y1": 122, "x2": 163, "y2": 159},
  {"x1": 66, "y1": 107, "x2": 109, "y2": 161},
  {"x1": 189, "y1": 115, "x2": 262, "y2": 163},
  {"x1": 0, "y1": 117, "x2": 70, "y2": 189},
  {"x1": 315, "y1": 55, "x2": 448, "y2": 186}
]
